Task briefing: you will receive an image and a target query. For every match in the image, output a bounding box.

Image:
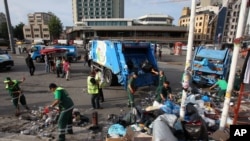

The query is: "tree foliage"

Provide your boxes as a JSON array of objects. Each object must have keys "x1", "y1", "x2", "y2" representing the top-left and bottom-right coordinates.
[
  {"x1": 48, "y1": 13, "x2": 63, "y2": 40},
  {"x1": 13, "y1": 22, "x2": 24, "y2": 40},
  {"x1": 0, "y1": 22, "x2": 9, "y2": 39}
]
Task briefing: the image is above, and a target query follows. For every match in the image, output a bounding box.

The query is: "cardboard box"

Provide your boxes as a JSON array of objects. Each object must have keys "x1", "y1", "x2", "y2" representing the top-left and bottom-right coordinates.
[
  {"x1": 105, "y1": 136, "x2": 125, "y2": 141},
  {"x1": 133, "y1": 132, "x2": 152, "y2": 141}
]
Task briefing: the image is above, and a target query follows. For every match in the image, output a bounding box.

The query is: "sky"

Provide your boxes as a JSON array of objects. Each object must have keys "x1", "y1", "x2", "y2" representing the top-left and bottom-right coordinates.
[
  {"x1": 0, "y1": 0, "x2": 191, "y2": 26},
  {"x1": 0, "y1": 0, "x2": 249, "y2": 27}
]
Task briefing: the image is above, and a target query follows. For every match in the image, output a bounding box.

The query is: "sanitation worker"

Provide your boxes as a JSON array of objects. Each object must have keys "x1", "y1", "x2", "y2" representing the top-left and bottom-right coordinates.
[
  {"x1": 3, "y1": 77, "x2": 30, "y2": 116},
  {"x1": 151, "y1": 68, "x2": 167, "y2": 97},
  {"x1": 87, "y1": 70, "x2": 102, "y2": 109},
  {"x1": 127, "y1": 72, "x2": 138, "y2": 107},
  {"x1": 94, "y1": 68, "x2": 105, "y2": 102},
  {"x1": 156, "y1": 80, "x2": 173, "y2": 103},
  {"x1": 209, "y1": 75, "x2": 228, "y2": 101},
  {"x1": 48, "y1": 83, "x2": 74, "y2": 141}
]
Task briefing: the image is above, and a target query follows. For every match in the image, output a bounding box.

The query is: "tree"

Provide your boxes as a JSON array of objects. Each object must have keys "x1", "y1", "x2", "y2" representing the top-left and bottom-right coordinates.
[
  {"x1": 13, "y1": 22, "x2": 24, "y2": 40},
  {"x1": 48, "y1": 14, "x2": 63, "y2": 41},
  {"x1": 0, "y1": 22, "x2": 9, "y2": 39}
]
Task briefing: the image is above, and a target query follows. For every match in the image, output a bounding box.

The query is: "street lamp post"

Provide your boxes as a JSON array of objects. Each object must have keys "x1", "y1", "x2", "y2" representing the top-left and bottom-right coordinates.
[{"x1": 3, "y1": 0, "x2": 15, "y2": 54}]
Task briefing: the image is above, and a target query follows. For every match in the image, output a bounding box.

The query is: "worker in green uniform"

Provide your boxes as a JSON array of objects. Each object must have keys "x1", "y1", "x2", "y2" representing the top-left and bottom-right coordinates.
[
  {"x1": 4, "y1": 77, "x2": 30, "y2": 116},
  {"x1": 209, "y1": 75, "x2": 228, "y2": 101},
  {"x1": 151, "y1": 68, "x2": 167, "y2": 97},
  {"x1": 48, "y1": 83, "x2": 74, "y2": 141},
  {"x1": 156, "y1": 80, "x2": 173, "y2": 103},
  {"x1": 127, "y1": 72, "x2": 138, "y2": 107}
]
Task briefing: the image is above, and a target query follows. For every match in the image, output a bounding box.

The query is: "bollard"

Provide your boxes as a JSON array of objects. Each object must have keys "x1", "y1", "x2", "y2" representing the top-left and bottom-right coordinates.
[{"x1": 92, "y1": 111, "x2": 98, "y2": 126}]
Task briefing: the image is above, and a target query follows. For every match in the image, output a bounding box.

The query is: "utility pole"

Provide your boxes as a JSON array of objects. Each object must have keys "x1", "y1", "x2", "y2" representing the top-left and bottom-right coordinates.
[
  {"x1": 180, "y1": 0, "x2": 196, "y2": 120},
  {"x1": 219, "y1": 0, "x2": 249, "y2": 130},
  {"x1": 4, "y1": 0, "x2": 15, "y2": 54}
]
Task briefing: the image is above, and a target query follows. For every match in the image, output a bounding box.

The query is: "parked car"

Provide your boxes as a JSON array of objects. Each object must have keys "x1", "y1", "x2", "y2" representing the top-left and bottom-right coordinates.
[{"x1": 0, "y1": 49, "x2": 14, "y2": 71}]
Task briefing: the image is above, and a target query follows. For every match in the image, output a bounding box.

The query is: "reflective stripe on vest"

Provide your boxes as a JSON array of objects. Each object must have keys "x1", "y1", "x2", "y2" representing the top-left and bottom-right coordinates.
[
  {"x1": 56, "y1": 87, "x2": 64, "y2": 91},
  {"x1": 87, "y1": 76, "x2": 98, "y2": 94},
  {"x1": 5, "y1": 80, "x2": 18, "y2": 89}
]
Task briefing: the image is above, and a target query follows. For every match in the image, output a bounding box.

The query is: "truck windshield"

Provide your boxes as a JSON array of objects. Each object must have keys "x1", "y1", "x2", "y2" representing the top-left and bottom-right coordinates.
[{"x1": 31, "y1": 47, "x2": 38, "y2": 51}]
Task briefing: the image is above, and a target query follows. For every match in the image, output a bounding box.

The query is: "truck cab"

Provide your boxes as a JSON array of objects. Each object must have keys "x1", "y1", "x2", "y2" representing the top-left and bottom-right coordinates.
[
  {"x1": 30, "y1": 45, "x2": 52, "y2": 62},
  {"x1": 191, "y1": 46, "x2": 232, "y2": 86}
]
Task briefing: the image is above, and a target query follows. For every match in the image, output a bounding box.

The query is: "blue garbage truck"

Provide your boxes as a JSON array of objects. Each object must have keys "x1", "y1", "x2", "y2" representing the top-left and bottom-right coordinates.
[
  {"x1": 31, "y1": 44, "x2": 81, "y2": 62},
  {"x1": 88, "y1": 40, "x2": 158, "y2": 88},
  {"x1": 191, "y1": 46, "x2": 232, "y2": 86}
]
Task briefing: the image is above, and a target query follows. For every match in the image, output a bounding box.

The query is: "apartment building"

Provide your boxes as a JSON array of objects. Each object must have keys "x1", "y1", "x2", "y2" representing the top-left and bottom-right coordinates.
[
  {"x1": 178, "y1": 7, "x2": 217, "y2": 45},
  {"x1": 223, "y1": 0, "x2": 250, "y2": 43},
  {"x1": 23, "y1": 12, "x2": 53, "y2": 40},
  {"x1": 72, "y1": 0, "x2": 124, "y2": 25}
]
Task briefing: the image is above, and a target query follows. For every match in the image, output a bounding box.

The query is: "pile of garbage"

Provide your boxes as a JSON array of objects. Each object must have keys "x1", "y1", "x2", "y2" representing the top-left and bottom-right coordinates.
[
  {"x1": 13, "y1": 107, "x2": 90, "y2": 139},
  {"x1": 104, "y1": 89, "x2": 240, "y2": 141}
]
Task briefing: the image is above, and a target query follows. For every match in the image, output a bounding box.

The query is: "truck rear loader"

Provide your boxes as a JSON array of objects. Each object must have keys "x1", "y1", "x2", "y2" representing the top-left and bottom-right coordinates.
[
  {"x1": 88, "y1": 40, "x2": 159, "y2": 88},
  {"x1": 191, "y1": 46, "x2": 232, "y2": 86}
]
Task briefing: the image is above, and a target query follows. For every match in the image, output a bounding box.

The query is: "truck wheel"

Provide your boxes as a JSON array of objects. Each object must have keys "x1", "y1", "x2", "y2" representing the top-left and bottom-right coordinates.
[
  {"x1": 36, "y1": 57, "x2": 41, "y2": 63},
  {"x1": 104, "y1": 69, "x2": 113, "y2": 86}
]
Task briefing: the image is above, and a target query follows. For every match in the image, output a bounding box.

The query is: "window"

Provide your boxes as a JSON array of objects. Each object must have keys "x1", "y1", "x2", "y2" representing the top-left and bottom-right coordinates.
[{"x1": 233, "y1": 12, "x2": 236, "y2": 16}]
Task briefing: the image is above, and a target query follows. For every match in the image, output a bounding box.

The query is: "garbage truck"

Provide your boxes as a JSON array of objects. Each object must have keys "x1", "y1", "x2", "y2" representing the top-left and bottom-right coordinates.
[
  {"x1": 31, "y1": 44, "x2": 80, "y2": 63},
  {"x1": 191, "y1": 46, "x2": 232, "y2": 86},
  {"x1": 88, "y1": 40, "x2": 158, "y2": 88}
]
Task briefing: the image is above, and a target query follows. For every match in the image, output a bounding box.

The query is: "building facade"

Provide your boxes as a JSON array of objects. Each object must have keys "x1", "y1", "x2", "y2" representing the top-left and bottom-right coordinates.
[
  {"x1": 178, "y1": 7, "x2": 217, "y2": 45},
  {"x1": 133, "y1": 14, "x2": 174, "y2": 26},
  {"x1": 222, "y1": 0, "x2": 250, "y2": 43},
  {"x1": 23, "y1": 12, "x2": 53, "y2": 40},
  {"x1": 72, "y1": 0, "x2": 124, "y2": 25},
  {"x1": 67, "y1": 14, "x2": 188, "y2": 46},
  {"x1": 197, "y1": 0, "x2": 222, "y2": 7}
]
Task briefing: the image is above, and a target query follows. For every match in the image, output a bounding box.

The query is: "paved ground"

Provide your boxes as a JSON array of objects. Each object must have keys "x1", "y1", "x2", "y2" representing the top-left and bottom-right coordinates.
[{"x1": 0, "y1": 48, "x2": 247, "y2": 141}]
